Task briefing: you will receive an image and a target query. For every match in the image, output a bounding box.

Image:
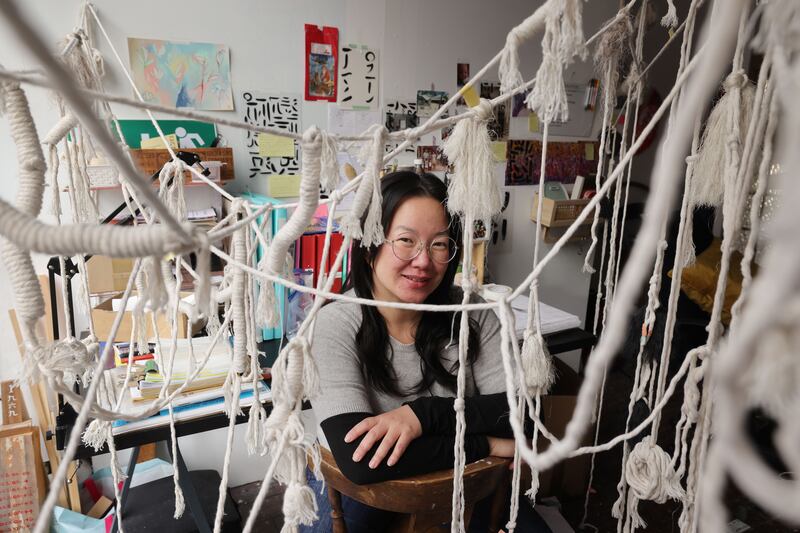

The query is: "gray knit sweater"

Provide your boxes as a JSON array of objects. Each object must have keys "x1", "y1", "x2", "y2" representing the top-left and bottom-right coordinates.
[{"x1": 310, "y1": 293, "x2": 506, "y2": 447}]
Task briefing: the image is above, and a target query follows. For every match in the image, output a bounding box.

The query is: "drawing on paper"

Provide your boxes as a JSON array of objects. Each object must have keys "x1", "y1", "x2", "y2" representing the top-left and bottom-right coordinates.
[
  {"x1": 128, "y1": 38, "x2": 233, "y2": 110},
  {"x1": 242, "y1": 91, "x2": 301, "y2": 178}
]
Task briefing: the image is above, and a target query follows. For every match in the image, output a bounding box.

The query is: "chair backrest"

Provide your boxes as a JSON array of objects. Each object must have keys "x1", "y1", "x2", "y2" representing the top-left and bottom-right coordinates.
[{"x1": 315, "y1": 448, "x2": 511, "y2": 532}]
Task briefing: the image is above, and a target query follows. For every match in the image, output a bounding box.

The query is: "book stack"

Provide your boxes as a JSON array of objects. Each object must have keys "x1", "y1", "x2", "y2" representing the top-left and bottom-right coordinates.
[
  {"x1": 114, "y1": 381, "x2": 270, "y2": 435},
  {"x1": 134, "y1": 336, "x2": 233, "y2": 401},
  {"x1": 113, "y1": 342, "x2": 156, "y2": 367},
  {"x1": 187, "y1": 207, "x2": 218, "y2": 230}
]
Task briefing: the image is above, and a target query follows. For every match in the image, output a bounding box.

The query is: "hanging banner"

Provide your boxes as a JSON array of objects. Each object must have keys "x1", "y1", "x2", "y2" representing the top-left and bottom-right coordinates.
[
  {"x1": 305, "y1": 24, "x2": 339, "y2": 102},
  {"x1": 338, "y1": 44, "x2": 379, "y2": 110}
]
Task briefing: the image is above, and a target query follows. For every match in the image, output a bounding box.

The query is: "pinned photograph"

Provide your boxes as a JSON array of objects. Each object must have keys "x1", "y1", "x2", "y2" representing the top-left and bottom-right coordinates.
[
  {"x1": 416, "y1": 90, "x2": 449, "y2": 118},
  {"x1": 417, "y1": 145, "x2": 450, "y2": 172},
  {"x1": 305, "y1": 24, "x2": 339, "y2": 102}
]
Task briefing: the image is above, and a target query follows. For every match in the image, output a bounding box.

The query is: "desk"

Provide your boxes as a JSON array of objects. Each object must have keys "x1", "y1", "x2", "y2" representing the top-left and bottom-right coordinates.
[{"x1": 542, "y1": 327, "x2": 595, "y2": 356}]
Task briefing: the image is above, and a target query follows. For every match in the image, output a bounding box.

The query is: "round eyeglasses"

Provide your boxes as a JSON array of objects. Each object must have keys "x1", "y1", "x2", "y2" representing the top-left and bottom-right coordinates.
[{"x1": 385, "y1": 236, "x2": 458, "y2": 264}]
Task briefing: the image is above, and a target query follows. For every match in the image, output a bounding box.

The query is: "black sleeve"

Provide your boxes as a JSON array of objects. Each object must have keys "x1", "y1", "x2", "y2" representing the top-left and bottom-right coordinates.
[
  {"x1": 320, "y1": 412, "x2": 490, "y2": 485},
  {"x1": 405, "y1": 393, "x2": 531, "y2": 439}
]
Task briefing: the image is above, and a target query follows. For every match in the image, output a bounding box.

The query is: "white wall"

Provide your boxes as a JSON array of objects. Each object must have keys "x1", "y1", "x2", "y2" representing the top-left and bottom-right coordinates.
[{"x1": 0, "y1": 0, "x2": 622, "y2": 485}]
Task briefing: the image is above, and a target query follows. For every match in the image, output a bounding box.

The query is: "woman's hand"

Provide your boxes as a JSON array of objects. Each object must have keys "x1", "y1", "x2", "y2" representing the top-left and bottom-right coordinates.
[
  {"x1": 345, "y1": 405, "x2": 423, "y2": 468},
  {"x1": 486, "y1": 436, "x2": 516, "y2": 458}
]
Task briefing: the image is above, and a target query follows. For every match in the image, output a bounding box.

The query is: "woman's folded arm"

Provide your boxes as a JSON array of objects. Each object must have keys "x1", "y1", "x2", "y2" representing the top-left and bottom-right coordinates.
[{"x1": 320, "y1": 411, "x2": 489, "y2": 485}]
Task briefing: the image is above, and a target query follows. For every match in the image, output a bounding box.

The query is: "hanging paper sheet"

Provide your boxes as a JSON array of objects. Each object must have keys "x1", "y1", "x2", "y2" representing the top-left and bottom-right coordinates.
[
  {"x1": 504, "y1": 140, "x2": 599, "y2": 186},
  {"x1": 384, "y1": 100, "x2": 418, "y2": 154},
  {"x1": 305, "y1": 24, "x2": 339, "y2": 102},
  {"x1": 241, "y1": 91, "x2": 301, "y2": 178},
  {"x1": 327, "y1": 106, "x2": 381, "y2": 137},
  {"x1": 338, "y1": 44, "x2": 379, "y2": 110},
  {"x1": 127, "y1": 38, "x2": 233, "y2": 110},
  {"x1": 384, "y1": 100, "x2": 418, "y2": 132}
]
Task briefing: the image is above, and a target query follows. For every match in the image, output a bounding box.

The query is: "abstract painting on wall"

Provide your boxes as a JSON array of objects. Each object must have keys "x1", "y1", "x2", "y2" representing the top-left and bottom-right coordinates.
[
  {"x1": 128, "y1": 38, "x2": 234, "y2": 110},
  {"x1": 505, "y1": 140, "x2": 599, "y2": 186}
]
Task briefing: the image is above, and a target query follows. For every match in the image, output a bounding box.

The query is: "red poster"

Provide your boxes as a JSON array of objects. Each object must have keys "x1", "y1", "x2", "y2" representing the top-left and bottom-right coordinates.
[{"x1": 304, "y1": 24, "x2": 339, "y2": 102}]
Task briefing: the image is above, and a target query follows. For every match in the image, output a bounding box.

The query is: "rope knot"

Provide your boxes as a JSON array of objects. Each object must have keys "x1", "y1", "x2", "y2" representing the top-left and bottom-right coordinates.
[
  {"x1": 625, "y1": 437, "x2": 685, "y2": 504},
  {"x1": 506, "y1": 26, "x2": 524, "y2": 49},
  {"x1": 472, "y1": 98, "x2": 494, "y2": 122},
  {"x1": 454, "y1": 398, "x2": 465, "y2": 412},
  {"x1": 723, "y1": 70, "x2": 748, "y2": 91}
]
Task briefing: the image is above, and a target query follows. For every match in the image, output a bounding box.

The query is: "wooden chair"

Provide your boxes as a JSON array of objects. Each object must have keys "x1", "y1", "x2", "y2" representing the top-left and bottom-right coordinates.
[{"x1": 314, "y1": 447, "x2": 511, "y2": 532}]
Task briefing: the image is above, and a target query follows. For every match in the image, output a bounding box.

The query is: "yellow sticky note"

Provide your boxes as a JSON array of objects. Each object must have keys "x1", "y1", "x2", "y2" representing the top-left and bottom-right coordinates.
[
  {"x1": 140, "y1": 134, "x2": 178, "y2": 150},
  {"x1": 461, "y1": 85, "x2": 480, "y2": 108},
  {"x1": 268, "y1": 174, "x2": 302, "y2": 198},
  {"x1": 528, "y1": 113, "x2": 539, "y2": 133},
  {"x1": 585, "y1": 143, "x2": 595, "y2": 161},
  {"x1": 259, "y1": 133, "x2": 295, "y2": 158},
  {"x1": 491, "y1": 141, "x2": 507, "y2": 162}
]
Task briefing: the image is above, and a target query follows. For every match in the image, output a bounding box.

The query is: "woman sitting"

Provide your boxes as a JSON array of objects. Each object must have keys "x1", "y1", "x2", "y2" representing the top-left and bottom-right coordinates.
[{"x1": 304, "y1": 171, "x2": 546, "y2": 532}]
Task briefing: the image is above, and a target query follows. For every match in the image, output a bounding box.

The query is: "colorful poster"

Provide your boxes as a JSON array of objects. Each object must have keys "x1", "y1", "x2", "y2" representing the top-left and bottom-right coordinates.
[
  {"x1": 338, "y1": 44, "x2": 378, "y2": 110},
  {"x1": 504, "y1": 140, "x2": 599, "y2": 186},
  {"x1": 305, "y1": 24, "x2": 339, "y2": 102},
  {"x1": 416, "y1": 90, "x2": 449, "y2": 118},
  {"x1": 241, "y1": 91, "x2": 301, "y2": 178},
  {"x1": 127, "y1": 38, "x2": 233, "y2": 110},
  {"x1": 115, "y1": 119, "x2": 217, "y2": 149}
]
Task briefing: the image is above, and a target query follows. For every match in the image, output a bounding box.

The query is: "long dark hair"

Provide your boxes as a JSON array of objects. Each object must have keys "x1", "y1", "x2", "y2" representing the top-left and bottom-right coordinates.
[{"x1": 344, "y1": 171, "x2": 481, "y2": 396}]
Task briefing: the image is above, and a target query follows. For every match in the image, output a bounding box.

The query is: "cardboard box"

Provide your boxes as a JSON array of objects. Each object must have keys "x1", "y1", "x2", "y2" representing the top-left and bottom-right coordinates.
[
  {"x1": 91, "y1": 293, "x2": 190, "y2": 342},
  {"x1": 85, "y1": 256, "x2": 135, "y2": 295},
  {"x1": 530, "y1": 357, "x2": 593, "y2": 499}
]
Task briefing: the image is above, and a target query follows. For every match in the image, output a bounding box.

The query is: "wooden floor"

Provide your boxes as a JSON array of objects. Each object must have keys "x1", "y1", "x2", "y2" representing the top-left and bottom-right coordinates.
[{"x1": 230, "y1": 481, "x2": 286, "y2": 532}]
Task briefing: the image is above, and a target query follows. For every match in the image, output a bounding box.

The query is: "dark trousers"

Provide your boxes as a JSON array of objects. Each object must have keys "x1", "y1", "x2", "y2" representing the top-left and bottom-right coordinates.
[{"x1": 299, "y1": 468, "x2": 552, "y2": 533}]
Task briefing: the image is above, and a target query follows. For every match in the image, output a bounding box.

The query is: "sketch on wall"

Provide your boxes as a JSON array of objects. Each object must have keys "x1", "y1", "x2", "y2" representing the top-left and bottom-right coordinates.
[{"x1": 241, "y1": 91, "x2": 301, "y2": 178}]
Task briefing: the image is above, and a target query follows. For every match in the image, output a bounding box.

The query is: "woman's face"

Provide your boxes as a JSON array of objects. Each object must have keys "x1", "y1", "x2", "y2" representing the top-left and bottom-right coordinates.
[{"x1": 371, "y1": 196, "x2": 451, "y2": 305}]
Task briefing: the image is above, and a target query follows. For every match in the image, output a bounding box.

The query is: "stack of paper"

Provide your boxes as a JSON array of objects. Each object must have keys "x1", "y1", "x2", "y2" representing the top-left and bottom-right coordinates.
[
  {"x1": 113, "y1": 381, "x2": 270, "y2": 435},
  {"x1": 508, "y1": 295, "x2": 582, "y2": 337},
  {"x1": 187, "y1": 207, "x2": 218, "y2": 229},
  {"x1": 137, "y1": 336, "x2": 233, "y2": 399}
]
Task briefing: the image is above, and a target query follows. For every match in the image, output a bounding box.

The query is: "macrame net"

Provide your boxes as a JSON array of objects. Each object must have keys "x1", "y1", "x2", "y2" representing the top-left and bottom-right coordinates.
[{"x1": 1, "y1": 1, "x2": 799, "y2": 532}]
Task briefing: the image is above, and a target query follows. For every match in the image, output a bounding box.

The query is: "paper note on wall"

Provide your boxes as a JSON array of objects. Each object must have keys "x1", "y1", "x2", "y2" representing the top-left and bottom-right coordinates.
[
  {"x1": 268, "y1": 174, "x2": 302, "y2": 197},
  {"x1": 491, "y1": 141, "x2": 507, "y2": 162},
  {"x1": 584, "y1": 142, "x2": 595, "y2": 161},
  {"x1": 327, "y1": 106, "x2": 381, "y2": 136},
  {"x1": 140, "y1": 134, "x2": 178, "y2": 149},
  {"x1": 258, "y1": 133, "x2": 296, "y2": 158},
  {"x1": 461, "y1": 85, "x2": 480, "y2": 108},
  {"x1": 528, "y1": 113, "x2": 539, "y2": 133},
  {"x1": 338, "y1": 44, "x2": 379, "y2": 110}
]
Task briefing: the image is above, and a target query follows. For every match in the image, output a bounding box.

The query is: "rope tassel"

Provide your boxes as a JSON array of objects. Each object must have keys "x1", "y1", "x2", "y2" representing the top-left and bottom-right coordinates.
[
  {"x1": 526, "y1": 0, "x2": 586, "y2": 124},
  {"x1": 341, "y1": 125, "x2": 388, "y2": 247},
  {"x1": 442, "y1": 99, "x2": 502, "y2": 223},
  {"x1": 520, "y1": 330, "x2": 555, "y2": 396},
  {"x1": 688, "y1": 72, "x2": 755, "y2": 209}
]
